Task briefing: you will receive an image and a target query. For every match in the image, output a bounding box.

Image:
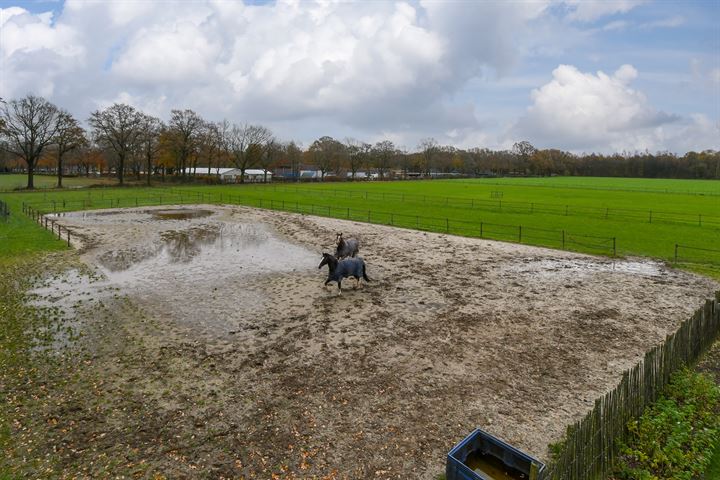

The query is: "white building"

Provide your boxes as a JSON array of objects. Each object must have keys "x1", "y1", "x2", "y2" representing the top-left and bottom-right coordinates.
[{"x1": 220, "y1": 168, "x2": 273, "y2": 183}]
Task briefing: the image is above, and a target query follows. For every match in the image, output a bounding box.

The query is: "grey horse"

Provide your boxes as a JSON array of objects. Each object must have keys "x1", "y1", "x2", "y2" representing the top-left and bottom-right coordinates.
[
  {"x1": 335, "y1": 232, "x2": 360, "y2": 259},
  {"x1": 318, "y1": 253, "x2": 370, "y2": 290}
]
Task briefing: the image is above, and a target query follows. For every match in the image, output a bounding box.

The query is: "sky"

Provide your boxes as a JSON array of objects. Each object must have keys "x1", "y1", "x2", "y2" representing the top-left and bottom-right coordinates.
[{"x1": 0, "y1": 0, "x2": 718, "y2": 154}]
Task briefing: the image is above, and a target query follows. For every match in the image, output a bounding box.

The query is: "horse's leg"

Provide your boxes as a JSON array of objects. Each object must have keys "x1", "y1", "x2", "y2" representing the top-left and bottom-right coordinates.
[{"x1": 337, "y1": 279, "x2": 342, "y2": 291}]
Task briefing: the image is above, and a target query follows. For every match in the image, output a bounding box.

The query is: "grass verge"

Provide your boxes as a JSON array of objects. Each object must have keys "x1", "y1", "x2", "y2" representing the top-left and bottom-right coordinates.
[{"x1": 612, "y1": 367, "x2": 720, "y2": 479}]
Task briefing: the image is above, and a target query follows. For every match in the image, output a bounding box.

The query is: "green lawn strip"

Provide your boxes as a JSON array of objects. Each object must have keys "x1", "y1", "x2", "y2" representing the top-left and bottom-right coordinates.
[
  {"x1": 0, "y1": 256, "x2": 72, "y2": 477},
  {"x1": 0, "y1": 173, "x2": 117, "y2": 191},
  {"x1": 611, "y1": 367, "x2": 720, "y2": 479}
]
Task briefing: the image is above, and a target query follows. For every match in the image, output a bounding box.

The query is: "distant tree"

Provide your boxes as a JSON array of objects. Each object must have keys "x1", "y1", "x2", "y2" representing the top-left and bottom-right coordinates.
[
  {"x1": 214, "y1": 119, "x2": 232, "y2": 174},
  {"x1": 372, "y1": 140, "x2": 395, "y2": 180},
  {"x1": 0, "y1": 95, "x2": 61, "y2": 189},
  {"x1": 512, "y1": 141, "x2": 537, "y2": 173},
  {"x1": 89, "y1": 103, "x2": 144, "y2": 185},
  {"x1": 418, "y1": 137, "x2": 438, "y2": 176},
  {"x1": 309, "y1": 136, "x2": 345, "y2": 181},
  {"x1": 167, "y1": 109, "x2": 204, "y2": 179},
  {"x1": 258, "y1": 137, "x2": 281, "y2": 183},
  {"x1": 345, "y1": 138, "x2": 370, "y2": 180},
  {"x1": 229, "y1": 123, "x2": 272, "y2": 183},
  {"x1": 74, "y1": 144, "x2": 106, "y2": 177},
  {"x1": 284, "y1": 140, "x2": 303, "y2": 181},
  {"x1": 53, "y1": 110, "x2": 87, "y2": 187},
  {"x1": 137, "y1": 114, "x2": 163, "y2": 185},
  {"x1": 198, "y1": 121, "x2": 222, "y2": 175}
]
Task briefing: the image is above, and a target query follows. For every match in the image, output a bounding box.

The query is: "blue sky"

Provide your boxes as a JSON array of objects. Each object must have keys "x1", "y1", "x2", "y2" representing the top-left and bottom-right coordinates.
[{"x1": 1, "y1": 0, "x2": 718, "y2": 153}]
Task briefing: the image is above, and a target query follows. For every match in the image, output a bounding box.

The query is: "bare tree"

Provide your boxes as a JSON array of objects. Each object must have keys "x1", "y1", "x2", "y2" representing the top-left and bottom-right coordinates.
[
  {"x1": 283, "y1": 141, "x2": 303, "y2": 181},
  {"x1": 418, "y1": 137, "x2": 438, "y2": 177},
  {"x1": 259, "y1": 137, "x2": 281, "y2": 183},
  {"x1": 512, "y1": 141, "x2": 537, "y2": 173},
  {"x1": 74, "y1": 143, "x2": 105, "y2": 177},
  {"x1": 309, "y1": 136, "x2": 344, "y2": 181},
  {"x1": 0, "y1": 95, "x2": 60, "y2": 189},
  {"x1": 345, "y1": 138, "x2": 370, "y2": 180},
  {"x1": 53, "y1": 110, "x2": 87, "y2": 188},
  {"x1": 138, "y1": 114, "x2": 163, "y2": 185},
  {"x1": 197, "y1": 121, "x2": 222, "y2": 175},
  {"x1": 214, "y1": 119, "x2": 233, "y2": 175},
  {"x1": 88, "y1": 103, "x2": 144, "y2": 185},
  {"x1": 229, "y1": 123, "x2": 272, "y2": 183},
  {"x1": 167, "y1": 109, "x2": 204, "y2": 179},
  {"x1": 372, "y1": 140, "x2": 395, "y2": 180}
]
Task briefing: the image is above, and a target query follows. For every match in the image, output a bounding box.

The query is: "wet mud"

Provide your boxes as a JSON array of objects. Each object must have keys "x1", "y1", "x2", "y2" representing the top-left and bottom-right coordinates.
[{"x1": 33, "y1": 205, "x2": 718, "y2": 479}]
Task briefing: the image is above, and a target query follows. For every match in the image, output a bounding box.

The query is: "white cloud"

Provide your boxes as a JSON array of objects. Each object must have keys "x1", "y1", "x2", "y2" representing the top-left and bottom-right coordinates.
[
  {"x1": 112, "y1": 22, "x2": 220, "y2": 84},
  {"x1": 512, "y1": 64, "x2": 720, "y2": 153},
  {"x1": 563, "y1": 0, "x2": 647, "y2": 22},
  {"x1": 641, "y1": 15, "x2": 684, "y2": 29}
]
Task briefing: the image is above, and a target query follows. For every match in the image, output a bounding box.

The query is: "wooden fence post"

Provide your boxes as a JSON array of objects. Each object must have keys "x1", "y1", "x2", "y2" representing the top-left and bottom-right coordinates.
[{"x1": 674, "y1": 244, "x2": 678, "y2": 263}]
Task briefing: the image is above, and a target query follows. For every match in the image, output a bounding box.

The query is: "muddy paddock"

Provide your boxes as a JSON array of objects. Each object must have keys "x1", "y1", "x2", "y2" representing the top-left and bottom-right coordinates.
[{"x1": 35, "y1": 205, "x2": 718, "y2": 479}]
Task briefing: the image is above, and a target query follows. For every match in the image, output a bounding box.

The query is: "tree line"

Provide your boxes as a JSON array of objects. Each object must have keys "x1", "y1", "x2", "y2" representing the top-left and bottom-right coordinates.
[{"x1": 1, "y1": 95, "x2": 718, "y2": 189}]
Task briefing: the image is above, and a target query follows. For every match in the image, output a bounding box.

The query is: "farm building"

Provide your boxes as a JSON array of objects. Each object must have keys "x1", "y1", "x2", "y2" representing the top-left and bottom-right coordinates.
[
  {"x1": 299, "y1": 170, "x2": 323, "y2": 180},
  {"x1": 220, "y1": 168, "x2": 273, "y2": 183},
  {"x1": 346, "y1": 171, "x2": 369, "y2": 179}
]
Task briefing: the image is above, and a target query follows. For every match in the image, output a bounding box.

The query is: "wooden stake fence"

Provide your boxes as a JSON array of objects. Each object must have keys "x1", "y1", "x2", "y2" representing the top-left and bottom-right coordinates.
[{"x1": 544, "y1": 292, "x2": 720, "y2": 479}]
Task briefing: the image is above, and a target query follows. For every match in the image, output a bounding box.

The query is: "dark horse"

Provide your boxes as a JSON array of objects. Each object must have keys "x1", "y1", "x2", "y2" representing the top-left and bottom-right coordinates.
[
  {"x1": 318, "y1": 253, "x2": 370, "y2": 290},
  {"x1": 335, "y1": 232, "x2": 360, "y2": 259}
]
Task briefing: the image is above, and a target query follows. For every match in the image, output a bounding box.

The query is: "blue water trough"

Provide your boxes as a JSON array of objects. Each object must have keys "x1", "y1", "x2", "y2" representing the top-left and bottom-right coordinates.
[{"x1": 446, "y1": 428, "x2": 546, "y2": 480}]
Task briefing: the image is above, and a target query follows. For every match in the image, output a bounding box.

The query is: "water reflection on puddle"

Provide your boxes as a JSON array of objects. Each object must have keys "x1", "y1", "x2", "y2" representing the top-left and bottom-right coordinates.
[
  {"x1": 153, "y1": 209, "x2": 214, "y2": 220},
  {"x1": 51, "y1": 208, "x2": 215, "y2": 223},
  {"x1": 505, "y1": 257, "x2": 666, "y2": 278},
  {"x1": 33, "y1": 209, "x2": 318, "y2": 335}
]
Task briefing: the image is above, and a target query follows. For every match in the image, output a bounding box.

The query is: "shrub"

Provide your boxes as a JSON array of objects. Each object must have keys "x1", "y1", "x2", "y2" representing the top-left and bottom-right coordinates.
[{"x1": 613, "y1": 368, "x2": 720, "y2": 480}]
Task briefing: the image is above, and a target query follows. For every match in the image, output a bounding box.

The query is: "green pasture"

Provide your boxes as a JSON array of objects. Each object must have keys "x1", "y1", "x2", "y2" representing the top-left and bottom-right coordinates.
[
  {"x1": 0, "y1": 173, "x2": 117, "y2": 192},
  {"x1": 1, "y1": 177, "x2": 719, "y2": 277},
  {"x1": 446, "y1": 176, "x2": 720, "y2": 195}
]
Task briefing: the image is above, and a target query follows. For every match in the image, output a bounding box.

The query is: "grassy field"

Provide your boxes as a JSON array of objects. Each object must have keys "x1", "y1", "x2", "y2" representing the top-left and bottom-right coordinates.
[
  {"x1": 2, "y1": 176, "x2": 719, "y2": 275},
  {"x1": 0, "y1": 173, "x2": 118, "y2": 191}
]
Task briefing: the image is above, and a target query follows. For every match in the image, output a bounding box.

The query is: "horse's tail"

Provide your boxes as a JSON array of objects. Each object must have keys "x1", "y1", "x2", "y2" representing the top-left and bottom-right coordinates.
[{"x1": 362, "y1": 262, "x2": 370, "y2": 282}]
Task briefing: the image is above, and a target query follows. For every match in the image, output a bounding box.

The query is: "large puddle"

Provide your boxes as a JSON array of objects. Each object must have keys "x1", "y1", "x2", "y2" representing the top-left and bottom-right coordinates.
[
  {"x1": 505, "y1": 257, "x2": 666, "y2": 278},
  {"x1": 35, "y1": 208, "x2": 318, "y2": 335}
]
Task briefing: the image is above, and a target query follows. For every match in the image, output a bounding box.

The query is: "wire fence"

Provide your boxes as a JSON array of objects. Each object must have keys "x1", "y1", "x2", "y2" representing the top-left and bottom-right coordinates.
[
  {"x1": 22, "y1": 191, "x2": 618, "y2": 257},
  {"x1": 225, "y1": 184, "x2": 720, "y2": 230},
  {"x1": 170, "y1": 188, "x2": 618, "y2": 256},
  {"x1": 544, "y1": 293, "x2": 720, "y2": 479},
  {"x1": 674, "y1": 244, "x2": 720, "y2": 266},
  {"x1": 447, "y1": 179, "x2": 720, "y2": 197}
]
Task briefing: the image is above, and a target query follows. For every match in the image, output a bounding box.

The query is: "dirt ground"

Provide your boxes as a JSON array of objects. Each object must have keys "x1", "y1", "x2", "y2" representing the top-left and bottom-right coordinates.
[{"x1": 32, "y1": 205, "x2": 718, "y2": 479}]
